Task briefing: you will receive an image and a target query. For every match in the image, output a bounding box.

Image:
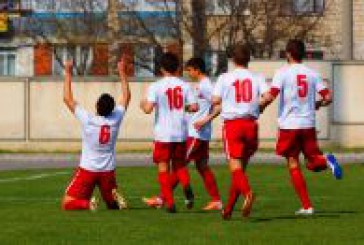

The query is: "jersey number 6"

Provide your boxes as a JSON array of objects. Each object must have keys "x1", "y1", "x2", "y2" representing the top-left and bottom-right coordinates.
[{"x1": 99, "y1": 125, "x2": 111, "y2": 144}]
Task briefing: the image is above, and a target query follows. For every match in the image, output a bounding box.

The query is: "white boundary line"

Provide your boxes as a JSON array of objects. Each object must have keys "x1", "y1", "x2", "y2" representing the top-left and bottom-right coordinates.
[{"x1": 0, "y1": 171, "x2": 70, "y2": 183}]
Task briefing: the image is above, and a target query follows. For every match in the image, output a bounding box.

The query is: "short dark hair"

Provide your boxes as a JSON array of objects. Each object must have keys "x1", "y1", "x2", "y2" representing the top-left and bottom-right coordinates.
[
  {"x1": 286, "y1": 39, "x2": 306, "y2": 62},
  {"x1": 232, "y1": 44, "x2": 251, "y2": 66},
  {"x1": 160, "y1": 52, "x2": 180, "y2": 74},
  {"x1": 185, "y1": 57, "x2": 206, "y2": 74},
  {"x1": 96, "y1": 93, "x2": 115, "y2": 117}
]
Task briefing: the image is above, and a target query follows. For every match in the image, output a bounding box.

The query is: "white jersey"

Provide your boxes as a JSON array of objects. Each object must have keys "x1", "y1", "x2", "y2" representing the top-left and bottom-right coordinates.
[
  {"x1": 187, "y1": 77, "x2": 213, "y2": 141},
  {"x1": 147, "y1": 76, "x2": 197, "y2": 142},
  {"x1": 75, "y1": 105, "x2": 125, "y2": 172},
  {"x1": 271, "y1": 63, "x2": 328, "y2": 129},
  {"x1": 213, "y1": 68, "x2": 269, "y2": 120}
]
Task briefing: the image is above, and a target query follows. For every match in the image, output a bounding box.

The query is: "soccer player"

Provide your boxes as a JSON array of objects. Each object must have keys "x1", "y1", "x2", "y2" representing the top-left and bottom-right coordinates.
[
  {"x1": 140, "y1": 52, "x2": 198, "y2": 213},
  {"x1": 260, "y1": 39, "x2": 343, "y2": 215},
  {"x1": 212, "y1": 45, "x2": 270, "y2": 220},
  {"x1": 143, "y1": 58, "x2": 222, "y2": 211},
  {"x1": 61, "y1": 58, "x2": 130, "y2": 211}
]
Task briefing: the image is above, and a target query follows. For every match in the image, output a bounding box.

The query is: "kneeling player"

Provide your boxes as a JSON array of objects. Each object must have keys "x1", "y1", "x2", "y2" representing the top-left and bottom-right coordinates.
[
  {"x1": 62, "y1": 58, "x2": 130, "y2": 211},
  {"x1": 212, "y1": 45, "x2": 270, "y2": 219},
  {"x1": 260, "y1": 39, "x2": 343, "y2": 215}
]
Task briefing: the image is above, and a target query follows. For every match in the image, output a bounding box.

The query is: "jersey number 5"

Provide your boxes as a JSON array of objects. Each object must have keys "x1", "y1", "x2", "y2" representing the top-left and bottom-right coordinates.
[
  {"x1": 233, "y1": 79, "x2": 253, "y2": 103},
  {"x1": 297, "y1": 75, "x2": 308, "y2": 98},
  {"x1": 99, "y1": 125, "x2": 111, "y2": 144},
  {"x1": 166, "y1": 86, "x2": 183, "y2": 110}
]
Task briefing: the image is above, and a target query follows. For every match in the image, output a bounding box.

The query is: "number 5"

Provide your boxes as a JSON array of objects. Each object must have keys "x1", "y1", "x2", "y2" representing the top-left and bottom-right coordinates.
[{"x1": 297, "y1": 75, "x2": 308, "y2": 98}]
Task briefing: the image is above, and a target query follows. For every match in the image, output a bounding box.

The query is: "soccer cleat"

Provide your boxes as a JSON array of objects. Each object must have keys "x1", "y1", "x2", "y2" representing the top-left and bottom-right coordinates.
[
  {"x1": 295, "y1": 207, "x2": 314, "y2": 216},
  {"x1": 142, "y1": 196, "x2": 164, "y2": 209},
  {"x1": 89, "y1": 196, "x2": 99, "y2": 211},
  {"x1": 184, "y1": 186, "x2": 195, "y2": 210},
  {"x1": 112, "y1": 189, "x2": 128, "y2": 209},
  {"x1": 326, "y1": 154, "x2": 343, "y2": 180},
  {"x1": 202, "y1": 201, "x2": 223, "y2": 211},
  {"x1": 166, "y1": 204, "x2": 177, "y2": 214},
  {"x1": 221, "y1": 209, "x2": 232, "y2": 220},
  {"x1": 242, "y1": 192, "x2": 255, "y2": 218}
]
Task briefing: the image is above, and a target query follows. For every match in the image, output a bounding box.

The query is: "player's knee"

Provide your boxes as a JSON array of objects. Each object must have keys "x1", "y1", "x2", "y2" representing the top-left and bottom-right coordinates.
[
  {"x1": 158, "y1": 162, "x2": 169, "y2": 173},
  {"x1": 287, "y1": 157, "x2": 299, "y2": 169}
]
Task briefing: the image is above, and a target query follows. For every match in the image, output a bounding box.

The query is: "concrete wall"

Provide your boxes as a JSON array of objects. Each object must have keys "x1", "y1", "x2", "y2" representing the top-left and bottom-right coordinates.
[{"x1": 0, "y1": 61, "x2": 363, "y2": 150}]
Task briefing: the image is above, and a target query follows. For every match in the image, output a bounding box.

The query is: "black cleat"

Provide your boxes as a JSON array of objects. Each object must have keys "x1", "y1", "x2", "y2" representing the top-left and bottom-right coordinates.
[{"x1": 184, "y1": 185, "x2": 194, "y2": 210}]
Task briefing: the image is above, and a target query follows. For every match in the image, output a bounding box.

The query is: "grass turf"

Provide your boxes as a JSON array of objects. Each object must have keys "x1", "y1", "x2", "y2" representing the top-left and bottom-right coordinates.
[{"x1": 0, "y1": 164, "x2": 363, "y2": 244}]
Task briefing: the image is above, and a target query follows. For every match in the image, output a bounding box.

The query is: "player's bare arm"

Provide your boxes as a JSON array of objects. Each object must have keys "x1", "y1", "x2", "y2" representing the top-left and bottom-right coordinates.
[
  {"x1": 315, "y1": 90, "x2": 333, "y2": 110},
  {"x1": 186, "y1": 103, "x2": 199, "y2": 113},
  {"x1": 117, "y1": 57, "x2": 131, "y2": 110},
  {"x1": 140, "y1": 99, "x2": 155, "y2": 114},
  {"x1": 63, "y1": 60, "x2": 77, "y2": 113},
  {"x1": 193, "y1": 104, "x2": 221, "y2": 131},
  {"x1": 259, "y1": 91, "x2": 277, "y2": 113}
]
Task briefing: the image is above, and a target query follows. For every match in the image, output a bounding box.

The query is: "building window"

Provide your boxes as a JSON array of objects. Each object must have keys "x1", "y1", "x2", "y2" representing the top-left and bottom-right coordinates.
[
  {"x1": 206, "y1": 0, "x2": 249, "y2": 15},
  {"x1": 53, "y1": 45, "x2": 93, "y2": 75},
  {"x1": 281, "y1": 0, "x2": 324, "y2": 15},
  {"x1": 134, "y1": 45, "x2": 155, "y2": 78},
  {"x1": 0, "y1": 50, "x2": 16, "y2": 76}
]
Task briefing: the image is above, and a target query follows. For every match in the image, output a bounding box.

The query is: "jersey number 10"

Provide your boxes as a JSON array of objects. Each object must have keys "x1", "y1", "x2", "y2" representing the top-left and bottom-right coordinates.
[
  {"x1": 166, "y1": 86, "x2": 183, "y2": 110},
  {"x1": 233, "y1": 79, "x2": 253, "y2": 103},
  {"x1": 99, "y1": 125, "x2": 111, "y2": 144}
]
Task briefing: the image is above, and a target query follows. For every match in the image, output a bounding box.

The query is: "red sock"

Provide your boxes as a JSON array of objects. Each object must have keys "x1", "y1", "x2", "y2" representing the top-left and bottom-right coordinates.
[
  {"x1": 306, "y1": 155, "x2": 327, "y2": 172},
  {"x1": 63, "y1": 199, "x2": 90, "y2": 210},
  {"x1": 176, "y1": 166, "x2": 190, "y2": 189},
  {"x1": 159, "y1": 171, "x2": 179, "y2": 200},
  {"x1": 290, "y1": 167, "x2": 312, "y2": 209},
  {"x1": 224, "y1": 181, "x2": 239, "y2": 213},
  {"x1": 232, "y1": 169, "x2": 251, "y2": 197},
  {"x1": 198, "y1": 167, "x2": 220, "y2": 201},
  {"x1": 158, "y1": 172, "x2": 174, "y2": 208}
]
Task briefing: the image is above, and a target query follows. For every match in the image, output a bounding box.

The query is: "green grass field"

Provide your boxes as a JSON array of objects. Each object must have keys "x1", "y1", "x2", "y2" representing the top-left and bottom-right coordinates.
[{"x1": 0, "y1": 164, "x2": 363, "y2": 244}]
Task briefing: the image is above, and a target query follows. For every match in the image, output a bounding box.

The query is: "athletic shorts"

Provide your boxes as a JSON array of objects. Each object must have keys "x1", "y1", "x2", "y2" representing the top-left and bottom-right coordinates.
[
  {"x1": 276, "y1": 128, "x2": 323, "y2": 159},
  {"x1": 65, "y1": 167, "x2": 117, "y2": 203},
  {"x1": 222, "y1": 118, "x2": 258, "y2": 160},
  {"x1": 153, "y1": 141, "x2": 187, "y2": 164},
  {"x1": 186, "y1": 137, "x2": 209, "y2": 162}
]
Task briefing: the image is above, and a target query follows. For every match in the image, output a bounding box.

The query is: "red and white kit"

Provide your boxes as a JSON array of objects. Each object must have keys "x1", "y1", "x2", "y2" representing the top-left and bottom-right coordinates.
[
  {"x1": 65, "y1": 105, "x2": 125, "y2": 206},
  {"x1": 213, "y1": 68, "x2": 269, "y2": 160}
]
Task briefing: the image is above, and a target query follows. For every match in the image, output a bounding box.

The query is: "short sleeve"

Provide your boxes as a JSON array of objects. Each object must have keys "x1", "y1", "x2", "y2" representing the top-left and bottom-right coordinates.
[
  {"x1": 147, "y1": 84, "x2": 157, "y2": 103},
  {"x1": 75, "y1": 105, "x2": 90, "y2": 125},
  {"x1": 315, "y1": 74, "x2": 327, "y2": 93},
  {"x1": 212, "y1": 75, "x2": 224, "y2": 98},
  {"x1": 258, "y1": 75, "x2": 270, "y2": 95},
  {"x1": 113, "y1": 105, "x2": 126, "y2": 123},
  {"x1": 271, "y1": 70, "x2": 284, "y2": 90},
  {"x1": 185, "y1": 84, "x2": 197, "y2": 106}
]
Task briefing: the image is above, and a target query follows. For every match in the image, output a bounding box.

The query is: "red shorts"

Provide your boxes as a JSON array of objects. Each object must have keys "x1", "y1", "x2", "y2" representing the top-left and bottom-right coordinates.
[
  {"x1": 186, "y1": 137, "x2": 209, "y2": 162},
  {"x1": 65, "y1": 167, "x2": 117, "y2": 203},
  {"x1": 153, "y1": 141, "x2": 187, "y2": 164},
  {"x1": 223, "y1": 118, "x2": 258, "y2": 160},
  {"x1": 276, "y1": 128, "x2": 323, "y2": 159}
]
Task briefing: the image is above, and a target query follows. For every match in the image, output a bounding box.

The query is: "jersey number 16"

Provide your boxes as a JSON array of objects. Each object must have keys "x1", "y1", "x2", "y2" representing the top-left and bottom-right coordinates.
[{"x1": 166, "y1": 86, "x2": 183, "y2": 110}]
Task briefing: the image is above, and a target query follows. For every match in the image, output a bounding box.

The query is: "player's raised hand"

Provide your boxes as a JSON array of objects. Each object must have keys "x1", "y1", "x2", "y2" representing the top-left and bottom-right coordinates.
[
  {"x1": 118, "y1": 56, "x2": 127, "y2": 79},
  {"x1": 65, "y1": 60, "x2": 73, "y2": 75}
]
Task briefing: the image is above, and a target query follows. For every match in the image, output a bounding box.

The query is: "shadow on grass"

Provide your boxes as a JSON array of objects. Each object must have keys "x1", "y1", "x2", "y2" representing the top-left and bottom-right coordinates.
[{"x1": 251, "y1": 210, "x2": 358, "y2": 223}]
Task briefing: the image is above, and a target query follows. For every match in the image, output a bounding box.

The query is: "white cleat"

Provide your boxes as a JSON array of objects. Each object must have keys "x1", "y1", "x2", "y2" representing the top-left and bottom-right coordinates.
[
  {"x1": 112, "y1": 189, "x2": 128, "y2": 209},
  {"x1": 295, "y1": 207, "x2": 314, "y2": 216},
  {"x1": 90, "y1": 196, "x2": 99, "y2": 211}
]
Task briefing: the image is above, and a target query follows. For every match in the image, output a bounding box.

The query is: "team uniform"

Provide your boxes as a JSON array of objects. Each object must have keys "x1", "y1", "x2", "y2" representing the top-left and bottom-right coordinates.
[
  {"x1": 65, "y1": 104, "x2": 125, "y2": 208},
  {"x1": 213, "y1": 68, "x2": 269, "y2": 161},
  {"x1": 147, "y1": 76, "x2": 197, "y2": 163},
  {"x1": 186, "y1": 77, "x2": 213, "y2": 162},
  {"x1": 270, "y1": 63, "x2": 342, "y2": 214},
  {"x1": 271, "y1": 64, "x2": 330, "y2": 171}
]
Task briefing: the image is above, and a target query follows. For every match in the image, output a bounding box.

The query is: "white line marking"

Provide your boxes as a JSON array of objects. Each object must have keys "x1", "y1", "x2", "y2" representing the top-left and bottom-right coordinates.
[{"x1": 0, "y1": 171, "x2": 70, "y2": 183}]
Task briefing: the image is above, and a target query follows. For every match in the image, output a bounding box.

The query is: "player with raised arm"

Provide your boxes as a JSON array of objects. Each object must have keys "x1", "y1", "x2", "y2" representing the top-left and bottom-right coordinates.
[
  {"x1": 140, "y1": 52, "x2": 198, "y2": 213},
  {"x1": 260, "y1": 39, "x2": 343, "y2": 215},
  {"x1": 61, "y1": 58, "x2": 130, "y2": 211},
  {"x1": 143, "y1": 58, "x2": 222, "y2": 211},
  {"x1": 212, "y1": 45, "x2": 270, "y2": 220}
]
